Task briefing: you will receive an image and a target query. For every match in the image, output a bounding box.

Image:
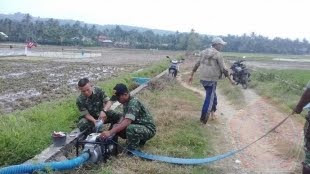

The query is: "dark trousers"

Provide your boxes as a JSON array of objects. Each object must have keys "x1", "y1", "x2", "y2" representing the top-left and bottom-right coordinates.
[
  {"x1": 201, "y1": 82, "x2": 217, "y2": 122},
  {"x1": 117, "y1": 124, "x2": 155, "y2": 149},
  {"x1": 303, "y1": 112, "x2": 310, "y2": 173}
]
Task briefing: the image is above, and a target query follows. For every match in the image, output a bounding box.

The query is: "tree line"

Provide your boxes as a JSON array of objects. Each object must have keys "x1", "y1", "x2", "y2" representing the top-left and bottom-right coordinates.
[{"x1": 0, "y1": 14, "x2": 310, "y2": 54}]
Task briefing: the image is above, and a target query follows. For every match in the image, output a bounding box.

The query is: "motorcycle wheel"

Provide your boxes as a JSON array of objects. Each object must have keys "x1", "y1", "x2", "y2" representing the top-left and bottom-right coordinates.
[
  {"x1": 242, "y1": 75, "x2": 249, "y2": 89},
  {"x1": 169, "y1": 69, "x2": 176, "y2": 79}
]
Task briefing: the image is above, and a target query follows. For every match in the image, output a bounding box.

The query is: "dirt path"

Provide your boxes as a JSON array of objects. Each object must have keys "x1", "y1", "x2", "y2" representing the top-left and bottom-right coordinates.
[{"x1": 177, "y1": 73, "x2": 304, "y2": 174}]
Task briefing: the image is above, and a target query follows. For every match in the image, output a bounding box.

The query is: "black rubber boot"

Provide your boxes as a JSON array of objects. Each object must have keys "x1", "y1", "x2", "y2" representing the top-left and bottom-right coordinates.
[
  {"x1": 139, "y1": 140, "x2": 146, "y2": 147},
  {"x1": 200, "y1": 113, "x2": 209, "y2": 124}
]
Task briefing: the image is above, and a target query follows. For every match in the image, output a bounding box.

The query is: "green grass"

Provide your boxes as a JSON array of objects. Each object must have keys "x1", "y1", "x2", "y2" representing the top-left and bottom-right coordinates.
[
  {"x1": 0, "y1": 60, "x2": 169, "y2": 166},
  {"x1": 217, "y1": 80, "x2": 246, "y2": 108},
  {"x1": 146, "y1": 83, "x2": 212, "y2": 157},
  {"x1": 250, "y1": 69, "x2": 310, "y2": 112},
  {"x1": 90, "y1": 79, "x2": 221, "y2": 174},
  {"x1": 0, "y1": 98, "x2": 77, "y2": 166}
]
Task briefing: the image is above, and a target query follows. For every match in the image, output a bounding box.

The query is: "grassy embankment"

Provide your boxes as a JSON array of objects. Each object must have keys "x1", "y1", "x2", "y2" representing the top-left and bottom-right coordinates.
[
  {"x1": 250, "y1": 69, "x2": 310, "y2": 113},
  {"x1": 0, "y1": 60, "x2": 169, "y2": 166}
]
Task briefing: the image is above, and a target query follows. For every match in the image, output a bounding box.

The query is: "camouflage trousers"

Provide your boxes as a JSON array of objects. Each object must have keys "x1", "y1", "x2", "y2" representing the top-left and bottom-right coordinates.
[
  {"x1": 77, "y1": 110, "x2": 122, "y2": 133},
  {"x1": 118, "y1": 124, "x2": 155, "y2": 150},
  {"x1": 304, "y1": 111, "x2": 310, "y2": 168}
]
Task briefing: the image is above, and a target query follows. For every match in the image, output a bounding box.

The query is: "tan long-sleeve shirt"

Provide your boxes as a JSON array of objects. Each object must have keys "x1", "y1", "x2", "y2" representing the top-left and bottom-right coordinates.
[{"x1": 193, "y1": 47, "x2": 226, "y2": 81}]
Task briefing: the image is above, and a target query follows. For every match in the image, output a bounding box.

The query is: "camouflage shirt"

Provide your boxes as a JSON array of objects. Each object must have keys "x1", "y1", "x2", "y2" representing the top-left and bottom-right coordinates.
[
  {"x1": 123, "y1": 97, "x2": 156, "y2": 133},
  {"x1": 76, "y1": 87, "x2": 110, "y2": 119},
  {"x1": 294, "y1": 80, "x2": 310, "y2": 114}
]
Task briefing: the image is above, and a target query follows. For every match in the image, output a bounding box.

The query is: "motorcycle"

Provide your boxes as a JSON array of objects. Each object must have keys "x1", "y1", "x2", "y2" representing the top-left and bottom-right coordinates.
[
  {"x1": 166, "y1": 56, "x2": 179, "y2": 78},
  {"x1": 230, "y1": 60, "x2": 251, "y2": 89}
]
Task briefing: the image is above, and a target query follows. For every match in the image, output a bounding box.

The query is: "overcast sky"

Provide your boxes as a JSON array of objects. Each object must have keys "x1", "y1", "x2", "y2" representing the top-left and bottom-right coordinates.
[{"x1": 0, "y1": 0, "x2": 309, "y2": 40}]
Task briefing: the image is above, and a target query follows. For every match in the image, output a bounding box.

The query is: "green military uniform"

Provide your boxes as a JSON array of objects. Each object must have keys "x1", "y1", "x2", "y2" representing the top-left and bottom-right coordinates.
[
  {"x1": 76, "y1": 86, "x2": 122, "y2": 132},
  {"x1": 303, "y1": 82, "x2": 310, "y2": 171},
  {"x1": 121, "y1": 96, "x2": 156, "y2": 149},
  {"x1": 294, "y1": 81, "x2": 310, "y2": 173},
  {"x1": 304, "y1": 111, "x2": 310, "y2": 168}
]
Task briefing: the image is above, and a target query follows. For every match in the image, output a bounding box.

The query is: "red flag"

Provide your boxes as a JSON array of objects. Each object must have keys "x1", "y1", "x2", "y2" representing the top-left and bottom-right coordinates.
[{"x1": 27, "y1": 42, "x2": 37, "y2": 48}]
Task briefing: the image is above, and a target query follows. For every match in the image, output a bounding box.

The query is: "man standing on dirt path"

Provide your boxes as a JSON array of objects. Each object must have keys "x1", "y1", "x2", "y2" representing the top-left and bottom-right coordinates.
[
  {"x1": 293, "y1": 80, "x2": 310, "y2": 174},
  {"x1": 188, "y1": 37, "x2": 234, "y2": 124},
  {"x1": 76, "y1": 78, "x2": 122, "y2": 134},
  {"x1": 100, "y1": 83, "x2": 156, "y2": 152}
]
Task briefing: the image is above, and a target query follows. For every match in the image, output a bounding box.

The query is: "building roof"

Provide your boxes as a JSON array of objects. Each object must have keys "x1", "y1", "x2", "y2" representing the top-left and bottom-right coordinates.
[
  {"x1": 0, "y1": 32, "x2": 8, "y2": 38},
  {"x1": 101, "y1": 39, "x2": 113, "y2": 43}
]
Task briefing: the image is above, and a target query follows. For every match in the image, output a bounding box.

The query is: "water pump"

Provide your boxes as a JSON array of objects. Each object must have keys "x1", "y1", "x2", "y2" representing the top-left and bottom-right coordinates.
[{"x1": 76, "y1": 133, "x2": 118, "y2": 163}]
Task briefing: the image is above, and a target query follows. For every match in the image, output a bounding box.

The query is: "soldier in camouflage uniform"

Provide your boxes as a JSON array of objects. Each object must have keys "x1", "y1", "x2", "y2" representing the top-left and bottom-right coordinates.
[
  {"x1": 76, "y1": 78, "x2": 122, "y2": 133},
  {"x1": 293, "y1": 81, "x2": 310, "y2": 174},
  {"x1": 100, "y1": 83, "x2": 156, "y2": 150},
  {"x1": 189, "y1": 37, "x2": 234, "y2": 124}
]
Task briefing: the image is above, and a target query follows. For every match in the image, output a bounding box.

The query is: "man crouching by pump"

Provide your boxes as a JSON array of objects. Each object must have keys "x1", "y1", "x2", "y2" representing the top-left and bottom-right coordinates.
[
  {"x1": 100, "y1": 83, "x2": 156, "y2": 153},
  {"x1": 76, "y1": 78, "x2": 122, "y2": 135}
]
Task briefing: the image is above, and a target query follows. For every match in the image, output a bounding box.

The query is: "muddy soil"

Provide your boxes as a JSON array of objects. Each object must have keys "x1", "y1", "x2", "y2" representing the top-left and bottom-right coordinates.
[
  {"x1": 0, "y1": 59, "x2": 129, "y2": 113},
  {"x1": 0, "y1": 47, "x2": 182, "y2": 114}
]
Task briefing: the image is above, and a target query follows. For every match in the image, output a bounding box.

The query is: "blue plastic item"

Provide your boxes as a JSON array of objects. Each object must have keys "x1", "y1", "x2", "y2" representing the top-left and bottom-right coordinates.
[
  {"x1": 304, "y1": 103, "x2": 310, "y2": 111},
  {"x1": 132, "y1": 77, "x2": 150, "y2": 85},
  {"x1": 124, "y1": 114, "x2": 291, "y2": 165},
  {"x1": 130, "y1": 149, "x2": 240, "y2": 165},
  {"x1": 0, "y1": 153, "x2": 90, "y2": 174}
]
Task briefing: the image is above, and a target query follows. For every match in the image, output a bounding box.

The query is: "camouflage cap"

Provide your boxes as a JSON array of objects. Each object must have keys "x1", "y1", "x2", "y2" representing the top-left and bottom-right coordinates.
[{"x1": 212, "y1": 37, "x2": 227, "y2": 45}]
